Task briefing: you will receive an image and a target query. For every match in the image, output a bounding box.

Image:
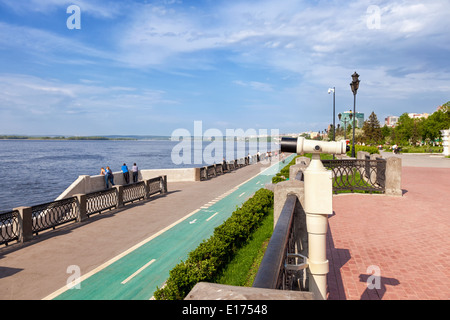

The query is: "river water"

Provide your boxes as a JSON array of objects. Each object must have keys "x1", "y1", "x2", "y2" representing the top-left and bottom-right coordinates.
[{"x1": 0, "y1": 139, "x2": 277, "y2": 212}]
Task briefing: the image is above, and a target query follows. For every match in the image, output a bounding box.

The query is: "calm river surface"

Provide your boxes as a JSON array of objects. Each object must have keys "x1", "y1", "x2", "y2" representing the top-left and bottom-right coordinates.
[{"x1": 0, "y1": 139, "x2": 275, "y2": 212}]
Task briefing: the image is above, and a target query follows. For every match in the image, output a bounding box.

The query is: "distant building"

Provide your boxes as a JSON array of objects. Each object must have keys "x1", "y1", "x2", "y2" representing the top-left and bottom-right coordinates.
[
  {"x1": 339, "y1": 111, "x2": 364, "y2": 129},
  {"x1": 408, "y1": 113, "x2": 429, "y2": 119},
  {"x1": 385, "y1": 116, "x2": 399, "y2": 127},
  {"x1": 310, "y1": 132, "x2": 320, "y2": 139}
]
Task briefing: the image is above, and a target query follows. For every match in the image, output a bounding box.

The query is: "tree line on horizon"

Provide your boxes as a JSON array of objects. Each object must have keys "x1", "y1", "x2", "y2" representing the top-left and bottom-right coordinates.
[{"x1": 327, "y1": 101, "x2": 450, "y2": 146}]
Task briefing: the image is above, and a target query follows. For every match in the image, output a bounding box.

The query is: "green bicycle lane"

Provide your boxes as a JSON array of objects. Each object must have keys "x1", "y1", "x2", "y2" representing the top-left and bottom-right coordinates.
[{"x1": 51, "y1": 155, "x2": 295, "y2": 300}]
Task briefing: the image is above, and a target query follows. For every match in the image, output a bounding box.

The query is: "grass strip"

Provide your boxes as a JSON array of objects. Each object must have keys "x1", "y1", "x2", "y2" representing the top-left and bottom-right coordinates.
[{"x1": 214, "y1": 208, "x2": 273, "y2": 287}]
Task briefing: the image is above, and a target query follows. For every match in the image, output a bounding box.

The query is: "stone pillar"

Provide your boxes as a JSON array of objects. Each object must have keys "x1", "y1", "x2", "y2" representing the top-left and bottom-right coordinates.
[
  {"x1": 357, "y1": 151, "x2": 369, "y2": 160},
  {"x1": 273, "y1": 180, "x2": 304, "y2": 228},
  {"x1": 441, "y1": 129, "x2": 450, "y2": 156},
  {"x1": 162, "y1": 175, "x2": 168, "y2": 194},
  {"x1": 194, "y1": 167, "x2": 201, "y2": 181},
  {"x1": 114, "y1": 185, "x2": 124, "y2": 208},
  {"x1": 74, "y1": 194, "x2": 87, "y2": 222},
  {"x1": 385, "y1": 157, "x2": 402, "y2": 196},
  {"x1": 14, "y1": 206, "x2": 33, "y2": 243}
]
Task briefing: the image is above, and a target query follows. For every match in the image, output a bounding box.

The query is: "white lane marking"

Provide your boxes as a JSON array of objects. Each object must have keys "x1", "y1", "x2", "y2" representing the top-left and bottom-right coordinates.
[
  {"x1": 121, "y1": 259, "x2": 156, "y2": 285},
  {"x1": 256, "y1": 181, "x2": 260, "y2": 184},
  {"x1": 42, "y1": 156, "x2": 293, "y2": 300},
  {"x1": 189, "y1": 219, "x2": 197, "y2": 224},
  {"x1": 42, "y1": 209, "x2": 200, "y2": 300},
  {"x1": 238, "y1": 192, "x2": 246, "y2": 197},
  {"x1": 206, "y1": 212, "x2": 219, "y2": 221}
]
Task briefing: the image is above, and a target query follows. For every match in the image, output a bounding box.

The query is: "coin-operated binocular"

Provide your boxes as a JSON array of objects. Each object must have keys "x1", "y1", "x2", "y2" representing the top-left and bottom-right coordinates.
[
  {"x1": 280, "y1": 136, "x2": 349, "y2": 300},
  {"x1": 280, "y1": 137, "x2": 349, "y2": 155}
]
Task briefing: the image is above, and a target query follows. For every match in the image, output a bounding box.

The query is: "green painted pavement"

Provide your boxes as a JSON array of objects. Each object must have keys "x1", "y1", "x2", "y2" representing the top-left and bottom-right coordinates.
[{"x1": 52, "y1": 155, "x2": 295, "y2": 300}]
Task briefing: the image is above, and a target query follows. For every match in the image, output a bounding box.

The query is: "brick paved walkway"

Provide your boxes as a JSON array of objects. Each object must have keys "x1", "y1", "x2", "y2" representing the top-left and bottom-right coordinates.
[{"x1": 327, "y1": 166, "x2": 450, "y2": 300}]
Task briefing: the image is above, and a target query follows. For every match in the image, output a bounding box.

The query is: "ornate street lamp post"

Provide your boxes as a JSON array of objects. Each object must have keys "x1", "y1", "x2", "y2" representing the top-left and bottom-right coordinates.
[
  {"x1": 350, "y1": 72, "x2": 360, "y2": 158},
  {"x1": 328, "y1": 87, "x2": 336, "y2": 159}
]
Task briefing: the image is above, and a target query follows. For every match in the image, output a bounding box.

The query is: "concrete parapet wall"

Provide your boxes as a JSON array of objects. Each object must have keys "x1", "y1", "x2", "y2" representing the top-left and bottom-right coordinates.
[
  {"x1": 56, "y1": 168, "x2": 199, "y2": 200},
  {"x1": 185, "y1": 282, "x2": 314, "y2": 300},
  {"x1": 140, "y1": 168, "x2": 200, "y2": 183},
  {"x1": 273, "y1": 179, "x2": 305, "y2": 228}
]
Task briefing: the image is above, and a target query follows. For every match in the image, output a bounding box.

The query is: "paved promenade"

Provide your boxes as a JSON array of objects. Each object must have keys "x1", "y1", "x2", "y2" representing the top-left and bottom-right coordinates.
[
  {"x1": 0, "y1": 157, "x2": 291, "y2": 300},
  {"x1": 327, "y1": 153, "x2": 450, "y2": 300},
  {"x1": 1, "y1": 152, "x2": 448, "y2": 300}
]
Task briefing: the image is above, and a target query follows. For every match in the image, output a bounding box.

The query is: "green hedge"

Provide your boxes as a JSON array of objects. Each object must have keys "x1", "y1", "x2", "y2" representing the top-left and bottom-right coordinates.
[
  {"x1": 271, "y1": 155, "x2": 299, "y2": 184},
  {"x1": 153, "y1": 188, "x2": 274, "y2": 300},
  {"x1": 347, "y1": 145, "x2": 380, "y2": 156}
]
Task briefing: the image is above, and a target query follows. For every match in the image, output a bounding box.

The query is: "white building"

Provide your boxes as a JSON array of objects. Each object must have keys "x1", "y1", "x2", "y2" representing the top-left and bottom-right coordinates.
[{"x1": 385, "y1": 116, "x2": 399, "y2": 127}]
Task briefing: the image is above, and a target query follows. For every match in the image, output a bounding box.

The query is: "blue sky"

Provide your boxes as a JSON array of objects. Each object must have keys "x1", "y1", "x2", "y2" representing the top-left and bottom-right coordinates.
[{"x1": 0, "y1": 0, "x2": 449, "y2": 136}]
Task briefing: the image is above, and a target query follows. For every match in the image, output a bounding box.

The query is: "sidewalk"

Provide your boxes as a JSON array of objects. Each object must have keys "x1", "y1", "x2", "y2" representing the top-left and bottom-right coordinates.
[
  {"x1": 327, "y1": 158, "x2": 450, "y2": 300},
  {"x1": 0, "y1": 159, "x2": 281, "y2": 300}
]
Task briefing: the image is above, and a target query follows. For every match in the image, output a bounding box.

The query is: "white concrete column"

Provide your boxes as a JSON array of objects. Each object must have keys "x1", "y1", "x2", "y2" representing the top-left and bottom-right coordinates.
[
  {"x1": 303, "y1": 154, "x2": 333, "y2": 300},
  {"x1": 441, "y1": 129, "x2": 450, "y2": 156}
]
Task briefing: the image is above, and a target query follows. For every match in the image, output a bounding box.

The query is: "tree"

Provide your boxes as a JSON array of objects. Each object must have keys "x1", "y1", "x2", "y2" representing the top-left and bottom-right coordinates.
[
  {"x1": 421, "y1": 108, "x2": 450, "y2": 142},
  {"x1": 362, "y1": 111, "x2": 383, "y2": 144},
  {"x1": 395, "y1": 113, "x2": 414, "y2": 145},
  {"x1": 381, "y1": 125, "x2": 391, "y2": 141}
]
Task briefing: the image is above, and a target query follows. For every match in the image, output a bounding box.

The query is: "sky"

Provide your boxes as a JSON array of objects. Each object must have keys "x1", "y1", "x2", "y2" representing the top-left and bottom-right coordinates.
[{"x1": 0, "y1": 0, "x2": 449, "y2": 136}]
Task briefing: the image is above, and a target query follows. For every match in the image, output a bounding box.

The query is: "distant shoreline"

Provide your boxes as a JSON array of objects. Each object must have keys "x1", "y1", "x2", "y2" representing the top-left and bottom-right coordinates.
[{"x1": 0, "y1": 135, "x2": 172, "y2": 141}]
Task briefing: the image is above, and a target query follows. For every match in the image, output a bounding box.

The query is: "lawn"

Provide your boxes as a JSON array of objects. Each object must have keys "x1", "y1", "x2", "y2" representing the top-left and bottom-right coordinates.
[{"x1": 214, "y1": 208, "x2": 274, "y2": 287}]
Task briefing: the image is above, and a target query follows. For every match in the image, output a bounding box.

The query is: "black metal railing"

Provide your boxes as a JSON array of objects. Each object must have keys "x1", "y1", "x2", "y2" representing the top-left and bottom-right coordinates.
[
  {"x1": 86, "y1": 188, "x2": 117, "y2": 217},
  {"x1": 199, "y1": 153, "x2": 271, "y2": 181},
  {"x1": 253, "y1": 194, "x2": 308, "y2": 291},
  {"x1": 322, "y1": 158, "x2": 386, "y2": 193},
  {"x1": 2, "y1": 176, "x2": 166, "y2": 247},
  {"x1": 123, "y1": 181, "x2": 146, "y2": 204},
  {"x1": 0, "y1": 210, "x2": 20, "y2": 245},
  {"x1": 31, "y1": 197, "x2": 79, "y2": 235},
  {"x1": 148, "y1": 176, "x2": 164, "y2": 196}
]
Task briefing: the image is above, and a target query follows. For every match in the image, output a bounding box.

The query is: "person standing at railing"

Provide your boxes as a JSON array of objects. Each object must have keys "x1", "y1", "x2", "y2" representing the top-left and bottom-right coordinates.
[
  {"x1": 105, "y1": 166, "x2": 115, "y2": 188},
  {"x1": 122, "y1": 163, "x2": 130, "y2": 184},
  {"x1": 132, "y1": 163, "x2": 138, "y2": 183}
]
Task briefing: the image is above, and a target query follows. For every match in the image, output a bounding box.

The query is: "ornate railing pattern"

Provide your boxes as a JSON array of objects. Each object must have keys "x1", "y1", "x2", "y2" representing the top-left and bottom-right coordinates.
[
  {"x1": 31, "y1": 197, "x2": 78, "y2": 234},
  {"x1": 86, "y1": 188, "x2": 117, "y2": 216},
  {"x1": 2, "y1": 176, "x2": 166, "y2": 246},
  {"x1": 0, "y1": 210, "x2": 20, "y2": 245},
  {"x1": 123, "y1": 181, "x2": 146, "y2": 204},
  {"x1": 321, "y1": 158, "x2": 386, "y2": 193},
  {"x1": 148, "y1": 177, "x2": 164, "y2": 196},
  {"x1": 199, "y1": 154, "x2": 269, "y2": 181}
]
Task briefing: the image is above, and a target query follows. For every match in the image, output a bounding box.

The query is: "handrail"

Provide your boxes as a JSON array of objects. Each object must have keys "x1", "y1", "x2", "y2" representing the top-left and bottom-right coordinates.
[
  {"x1": 0, "y1": 210, "x2": 20, "y2": 245},
  {"x1": 321, "y1": 158, "x2": 386, "y2": 193},
  {"x1": 253, "y1": 194, "x2": 307, "y2": 290},
  {"x1": 2, "y1": 176, "x2": 166, "y2": 247}
]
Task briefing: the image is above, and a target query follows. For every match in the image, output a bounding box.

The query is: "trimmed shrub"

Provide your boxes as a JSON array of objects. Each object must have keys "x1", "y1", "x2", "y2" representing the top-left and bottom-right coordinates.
[
  {"x1": 153, "y1": 188, "x2": 274, "y2": 300},
  {"x1": 347, "y1": 145, "x2": 380, "y2": 156}
]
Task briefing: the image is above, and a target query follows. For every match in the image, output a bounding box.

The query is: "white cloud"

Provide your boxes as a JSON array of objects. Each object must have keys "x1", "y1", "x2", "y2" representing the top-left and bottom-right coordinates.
[
  {"x1": 233, "y1": 80, "x2": 273, "y2": 92},
  {"x1": 0, "y1": 74, "x2": 174, "y2": 116}
]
